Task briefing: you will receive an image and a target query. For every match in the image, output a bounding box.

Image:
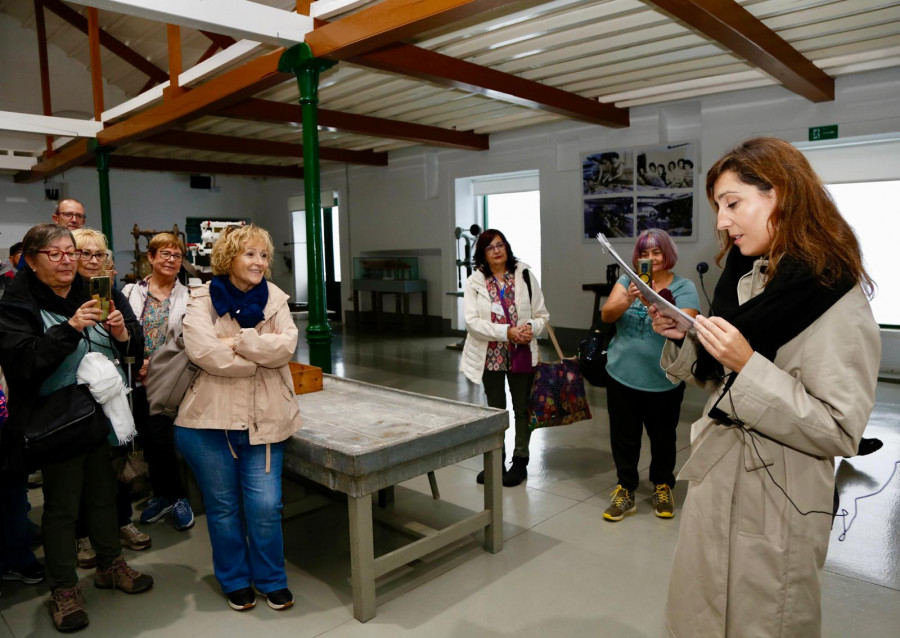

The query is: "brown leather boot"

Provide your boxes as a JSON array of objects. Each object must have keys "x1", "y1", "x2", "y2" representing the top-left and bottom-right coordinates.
[
  {"x1": 94, "y1": 556, "x2": 153, "y2": 594},
  {"x1": 49, "y1": 586, "x2": 89, "y2": 632}
]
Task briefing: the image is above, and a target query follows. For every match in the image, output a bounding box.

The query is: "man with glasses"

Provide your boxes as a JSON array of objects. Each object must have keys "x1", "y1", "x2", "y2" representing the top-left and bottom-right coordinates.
[{"x1": 51, "y1": 199, "x2": 87, "y2": 231}]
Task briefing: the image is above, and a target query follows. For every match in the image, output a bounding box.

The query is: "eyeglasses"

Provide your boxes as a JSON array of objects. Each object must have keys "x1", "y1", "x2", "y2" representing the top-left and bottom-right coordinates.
[
  {"x1": 157, "y1": 250, "x2": 183, "y2": 261},
  {"x1": 36, "y1": 249, "x2": 82, "y2": 262},
  {"x1": 81, "y1": 251, "x2": 107, "y2": 262},
  {"x1": 485, "y1": 243, "x2": 506, "y2": 253},
  {"x1": 56, "y1": 212, "x2": 86, "y2": 221}
]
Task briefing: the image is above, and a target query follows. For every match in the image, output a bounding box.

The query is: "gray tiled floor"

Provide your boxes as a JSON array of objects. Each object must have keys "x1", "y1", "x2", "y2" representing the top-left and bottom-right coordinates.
[{"x1": 2, "y1": 324, "x2": 899, "y2": 636}]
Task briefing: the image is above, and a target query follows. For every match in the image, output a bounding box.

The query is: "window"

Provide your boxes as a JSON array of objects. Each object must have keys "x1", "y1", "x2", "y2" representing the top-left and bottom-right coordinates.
[{"x1": 826, "y1": 180, "x2": 900, "y2": 327}]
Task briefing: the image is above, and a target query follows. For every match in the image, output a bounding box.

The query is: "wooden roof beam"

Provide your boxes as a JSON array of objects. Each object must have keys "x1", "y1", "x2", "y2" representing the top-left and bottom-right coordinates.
[
  {"x1": 220, "y1": 99, "x2": 490, "y2": 151},
  {"x1": 303, "y1": 0, "x2": 530, "y2": 60},
  {"x1": 145, "y1": 130, "x2": 388, "y2": 165},
  {"x1": 302, "y1": 0, "x2": 628, "y2": 127},
  {"x1": 96, "y1": 48, "x2": 291, "y2": 147},
  {"x1": 351, "y1": 44, "x2": 629, "y2": 128},
  {"x1": 41, "y1": 0, "x2": 169, "y2": 84},
  {"x1": 105, "y1": 155, "x2": 304, "y2": 179},
  {"x1": 68, "y1": 0, "x2": 314, "y2": 46},
  {"x1": 14, "y1": 138, "x2": 92, "y2": 183},
  {"x1": 646, "y1": 0, "x2": 834, "y2": 102}
]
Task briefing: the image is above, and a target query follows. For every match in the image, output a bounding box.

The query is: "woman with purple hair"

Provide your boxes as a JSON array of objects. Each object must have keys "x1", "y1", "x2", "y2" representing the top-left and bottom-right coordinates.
[{"x1": 600, "y1": 229, "x2": 699, "y2": 521}]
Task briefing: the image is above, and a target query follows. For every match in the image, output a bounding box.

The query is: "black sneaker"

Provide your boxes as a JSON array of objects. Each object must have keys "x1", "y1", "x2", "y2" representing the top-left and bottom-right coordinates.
[
  {"x1": 2, "y1": 562, "x2": 46, "y2": 584},
  {"x1": 226, "y1": 587, "x2": 256, "y2": 611},
  {"x1": 261, "y1": 587, "x2": 294, "y2": 610}
]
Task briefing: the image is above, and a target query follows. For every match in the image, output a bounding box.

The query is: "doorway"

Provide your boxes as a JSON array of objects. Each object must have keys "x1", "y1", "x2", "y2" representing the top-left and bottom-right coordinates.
[{"x1": 290, "y1": 195, "x2": 341, "y2": 318}]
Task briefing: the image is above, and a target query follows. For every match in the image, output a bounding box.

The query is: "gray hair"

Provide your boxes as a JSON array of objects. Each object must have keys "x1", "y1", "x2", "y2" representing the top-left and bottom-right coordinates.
[{"x1": 22, "y1": 223, "x2": 75, "y2": 256}]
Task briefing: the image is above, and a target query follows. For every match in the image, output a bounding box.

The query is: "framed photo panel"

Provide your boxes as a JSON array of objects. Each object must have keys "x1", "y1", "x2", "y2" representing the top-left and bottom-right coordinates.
[{"x1": 582, "y1": 142, "x2": 697, "y2": 241}]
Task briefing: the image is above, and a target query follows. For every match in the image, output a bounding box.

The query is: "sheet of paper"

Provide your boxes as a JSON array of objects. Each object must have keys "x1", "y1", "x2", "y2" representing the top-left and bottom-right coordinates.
[{"x1": 596, "y1": 233, "x2": 696, "y2": 333}]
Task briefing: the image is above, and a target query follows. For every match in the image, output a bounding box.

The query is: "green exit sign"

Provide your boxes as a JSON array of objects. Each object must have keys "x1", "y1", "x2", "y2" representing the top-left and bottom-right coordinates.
[{"x1": 809, "y1": 125, "x2": 838, "y2": 141}]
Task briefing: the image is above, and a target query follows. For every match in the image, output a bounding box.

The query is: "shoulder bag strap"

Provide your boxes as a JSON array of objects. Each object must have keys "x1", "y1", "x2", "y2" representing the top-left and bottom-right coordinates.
[{"x1": 545, "y1": 324, "x2": 565, "y2": 361}]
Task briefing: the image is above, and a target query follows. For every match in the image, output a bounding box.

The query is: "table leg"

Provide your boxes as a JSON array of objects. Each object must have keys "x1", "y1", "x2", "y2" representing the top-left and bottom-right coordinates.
[
  {"x1": 401, "y1": 293, "x2": 410, "y2": 332},
  {"x1": 348, "y1": 493, "x2": 376, "y2": 622},
  {"x1": 422, "y1": 291, "x2": 428, "y2": 331},
  {"x1": 373, "y1": 292, "x2": 381, "y2": 332},
  {"x1": 483, "y1": 448, "x2": 503, "y2": 553},
  {"x1": 353, "y1": 289, "x2": 360, "y2": 330}
]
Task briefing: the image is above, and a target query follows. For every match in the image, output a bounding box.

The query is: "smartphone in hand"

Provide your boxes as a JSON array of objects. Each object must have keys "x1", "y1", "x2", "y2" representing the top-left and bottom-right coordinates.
[
  {"x1": 90, "y1": 276, "x2": 111, "y2": 321},
  {"x1": 637, "y1": 259, "x2": 653, "y2": 287}
]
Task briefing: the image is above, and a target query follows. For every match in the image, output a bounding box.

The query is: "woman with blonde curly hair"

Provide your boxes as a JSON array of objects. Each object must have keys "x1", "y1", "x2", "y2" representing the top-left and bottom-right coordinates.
[{"x1": 174, "y1": 224, "x2": 301, "y2": 612}]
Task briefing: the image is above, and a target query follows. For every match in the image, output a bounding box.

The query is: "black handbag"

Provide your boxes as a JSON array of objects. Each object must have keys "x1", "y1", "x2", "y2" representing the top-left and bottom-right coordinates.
[
  {"x1": 23, "y1": 383, "x2": 110, "y2": 465},
  {"x1": 578, "y1": 322, "x2": 616, "y2": 387}
]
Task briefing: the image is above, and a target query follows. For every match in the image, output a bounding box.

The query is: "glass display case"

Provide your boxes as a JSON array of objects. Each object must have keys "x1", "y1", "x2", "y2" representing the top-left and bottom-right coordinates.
[{"x1": 353, "y1": 256, "x2": 419, "y2": 280}]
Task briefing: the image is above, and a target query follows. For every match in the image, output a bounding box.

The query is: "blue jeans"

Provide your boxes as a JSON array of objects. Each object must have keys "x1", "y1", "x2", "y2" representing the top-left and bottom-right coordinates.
[{"x1": 174, "y1": 427, "x2": 286, "y2": 594}]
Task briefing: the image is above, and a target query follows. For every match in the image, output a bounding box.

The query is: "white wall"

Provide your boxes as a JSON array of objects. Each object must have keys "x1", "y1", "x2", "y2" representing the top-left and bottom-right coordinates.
[
  {"x1": 253, "y1": 67, "x2": 900, "y2": 373},
  {"x1": 2, "y1": 2, "x2": 898, "y2": 371},
  {"x1": 0, "y1": 169, "x2": 261, "y2": 281}
]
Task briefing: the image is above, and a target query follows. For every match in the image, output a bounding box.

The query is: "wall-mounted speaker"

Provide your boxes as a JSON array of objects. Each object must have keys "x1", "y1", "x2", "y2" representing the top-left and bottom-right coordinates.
[{"x1": 190, "y1": 175, "x2": 212, "y2": 190}]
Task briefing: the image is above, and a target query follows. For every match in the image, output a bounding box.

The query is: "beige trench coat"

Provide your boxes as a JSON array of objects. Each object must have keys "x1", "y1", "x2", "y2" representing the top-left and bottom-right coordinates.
[
  {"x1": 662, "y1": 261, "x2": 880, "y2": 638},
  {"x1": 175, "y1": 281, "x2": 301, "y2": 446}
]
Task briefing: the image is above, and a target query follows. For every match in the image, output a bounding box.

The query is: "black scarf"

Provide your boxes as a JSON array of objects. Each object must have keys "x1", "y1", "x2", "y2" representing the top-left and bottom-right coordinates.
[
  {"x1": 693, "y1": 246, "x2": 855, "y2": 383},
  {"x1": 209, "y1": 275, "x2": 268, "y2": 328},
  {"x1": 21, "y1": 267, "x2": 90, "y2": 318}
]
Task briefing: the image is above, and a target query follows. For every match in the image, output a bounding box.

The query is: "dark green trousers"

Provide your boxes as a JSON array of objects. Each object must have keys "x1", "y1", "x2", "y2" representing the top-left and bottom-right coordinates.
[
  {"x1": 41, "y1": 441, "x2": 120, "y2": 590},
  {"x1": 482, "y1": 369, "x2": 534, "y2": 458}
]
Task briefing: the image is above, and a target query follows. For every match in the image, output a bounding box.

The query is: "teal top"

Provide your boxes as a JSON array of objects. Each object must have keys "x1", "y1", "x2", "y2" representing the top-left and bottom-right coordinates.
[
  {"x1": 38, "y1": 310, "x2": 127, "y2": 396},
  {"x1": 606, "y1": 273, "x2": 699, "y2": 392}
]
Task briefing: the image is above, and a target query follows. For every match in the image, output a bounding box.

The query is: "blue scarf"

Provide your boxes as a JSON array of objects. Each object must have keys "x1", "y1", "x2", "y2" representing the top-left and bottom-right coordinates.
[{"x1": 209, "y1": 275, "x2": 268, "y2": 328}]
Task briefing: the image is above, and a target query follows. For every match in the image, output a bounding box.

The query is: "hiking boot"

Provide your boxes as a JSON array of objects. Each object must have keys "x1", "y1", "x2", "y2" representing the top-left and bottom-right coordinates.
[
  {"x1": 261, "y1": 587, "x2": 294, "y2": 610},
  {"x1": 76, "y1": 538, "x2": 96, "y2": 569},
  {"x1": 94, "y1": 556, "x2": 153, "y2": 594},
  {"x1": 49, "y1": 586, "x2": 89, "y2": 633},
  {"x1": 28, "y1": 470, "x2": 43, "y2": 488},
  {"x1": 140, "y1": 497, "x2": 173, "y2": 524},
  {"x1": 227, "y1": 586, "x2": 256, "y2": 611},
  {"x1": 502, "y1": 455, "x2": 528, "y2": 487},
  {"x1": 172, "y1": 498, "x2": 195, "y2": 531},
  {"x1": 652, "y1": 484, "x2": 675, "y2": 518},
  {"x1": 603, "y1": 485, "x2": 636, "y2": 521},
  {"x1": 3, "y1": 561, "x2": 46, "y2": 584},
  {"x1": 119, "y1": 523, "x2": 152, "y2": 551}
]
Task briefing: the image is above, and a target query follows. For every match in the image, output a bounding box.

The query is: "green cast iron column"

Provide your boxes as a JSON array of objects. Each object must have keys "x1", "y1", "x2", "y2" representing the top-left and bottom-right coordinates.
[
  {"x1": 91, "y1": 141, "x2": 114, "y2": 249},
  {"x1": 279, "y1": 43, "x2": 336, "y2": 373}
]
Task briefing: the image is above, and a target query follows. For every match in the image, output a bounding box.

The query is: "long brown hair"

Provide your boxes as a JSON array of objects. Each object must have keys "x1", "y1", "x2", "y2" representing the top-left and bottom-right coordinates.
[{"x1": 706, "y1": 137, "x2": 873, "y2": 295}]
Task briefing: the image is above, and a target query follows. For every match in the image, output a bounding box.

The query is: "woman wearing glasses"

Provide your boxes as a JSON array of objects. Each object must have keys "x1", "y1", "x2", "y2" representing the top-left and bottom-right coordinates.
[
  {"x1": 0, "y1": 224, "x2": 152, "y2": 632},
  {"x1": 460, "y1": 229, "x2": 550, "y2": 487},
  {"x1": 71, "y1": 228, "x2": 152, "y2": 564},
  {"x1": 650, "y1": 138, "x2": 880, "y2": 637},
  {"x1": 122, "y1": 233, "x2": 195, "y2": 532}
]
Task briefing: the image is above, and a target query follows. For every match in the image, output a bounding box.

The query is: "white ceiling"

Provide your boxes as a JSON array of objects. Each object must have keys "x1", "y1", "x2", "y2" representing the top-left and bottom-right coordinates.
[{"x1": 2, "y1": 0, "x2": 899, "y2": 173}]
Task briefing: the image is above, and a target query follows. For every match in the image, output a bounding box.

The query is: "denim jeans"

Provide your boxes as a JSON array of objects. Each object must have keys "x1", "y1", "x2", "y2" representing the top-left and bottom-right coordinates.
[{"x1": 174, "y1": 427, "x2": 286, "y2": 594}]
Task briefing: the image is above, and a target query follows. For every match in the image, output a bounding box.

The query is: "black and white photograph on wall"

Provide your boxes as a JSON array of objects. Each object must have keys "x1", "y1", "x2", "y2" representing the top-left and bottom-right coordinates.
[
  {"x1": 584, "y1": 197, "x2": 634, "y2": 239},
  {"x1": 636, "y1": 193, "x2": 694, "y2": 237},
  {"x1": 636, "y1": 143, "x2": 695, "y2": 190},
  {"x1": 582, "y1": 150, "x2": 633, "y2": 194},
  {"x1": 582, "y1": 141, "x2": 697, "y2": 242}
]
